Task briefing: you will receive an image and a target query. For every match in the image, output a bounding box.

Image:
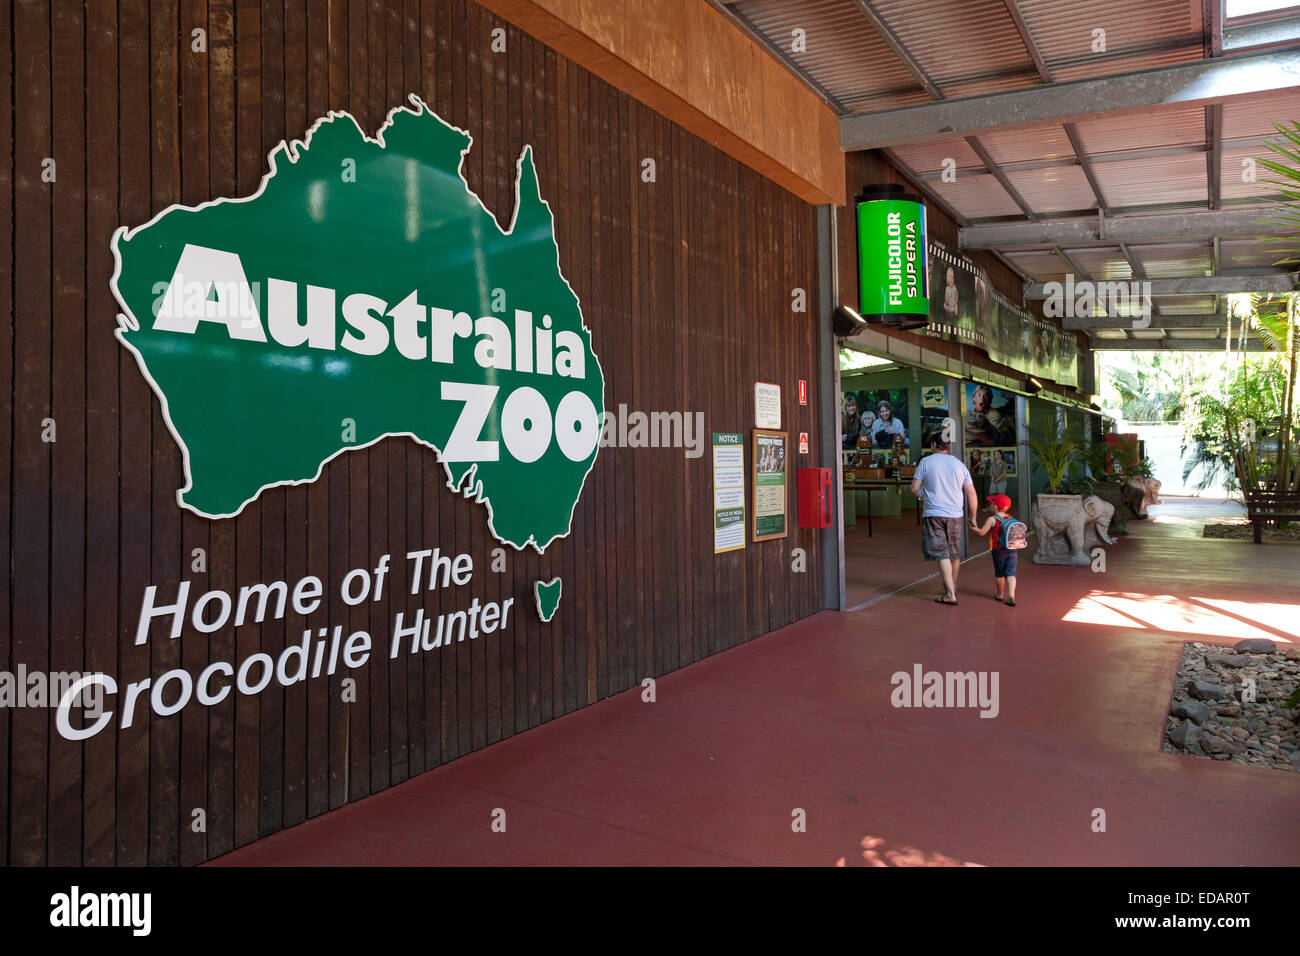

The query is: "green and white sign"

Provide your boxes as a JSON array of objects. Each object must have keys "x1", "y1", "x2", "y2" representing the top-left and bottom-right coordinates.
[
  {"x1": 857, "y1": 191, "x2": 928, "y2": 322},
  {"x1": 752, "y1": 430, "x2": 787, "y2": 541},
  {"x1": 111, "y1": 96, "x2": 604, "y2": 555},
  {"x1": 713, "y1": 432, "x2": 745, "y2": 554}
]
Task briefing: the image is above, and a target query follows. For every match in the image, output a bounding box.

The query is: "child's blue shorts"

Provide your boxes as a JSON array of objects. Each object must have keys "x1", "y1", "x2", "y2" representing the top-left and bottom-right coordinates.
[{"x1": 992, "y1": 547, "x2": 1018, "y2": 578}]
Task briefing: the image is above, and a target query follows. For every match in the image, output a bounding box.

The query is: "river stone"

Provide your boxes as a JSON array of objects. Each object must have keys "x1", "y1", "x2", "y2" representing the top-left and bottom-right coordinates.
[
  {"x1": 1208, "y1": 654, "x2": 1248, "y2": 668},
  {"x1": 1171, "y1": 701, "x2": 1210, "y2": 723},
  {"x1": 1234, "y1": 639, "x2": 1278, "y2": 654},
  {"x1": 1218, "y1": 703, "x2": 1241, "y2": 717},
  {"x1": 1187, "y1": 680, "x2": 1226, "y2": 700},
  {"x1": 1169, "y1": 720, "x2": 1199, "y2": 749},
  {"x1": 1201, "y1": 734, "x2": 1245, "y2": 755}
]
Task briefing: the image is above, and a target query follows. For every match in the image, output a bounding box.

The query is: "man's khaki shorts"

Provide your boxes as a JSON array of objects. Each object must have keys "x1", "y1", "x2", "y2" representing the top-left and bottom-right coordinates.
[{"x1": 921, "y1": 516, "x2": 963, "y2": 561}]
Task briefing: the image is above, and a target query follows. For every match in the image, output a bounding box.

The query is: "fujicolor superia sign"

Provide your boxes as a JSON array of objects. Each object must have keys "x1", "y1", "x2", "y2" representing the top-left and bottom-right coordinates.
[{"x1": 856, "y1": 184, "x2": 928, "y2": 327}]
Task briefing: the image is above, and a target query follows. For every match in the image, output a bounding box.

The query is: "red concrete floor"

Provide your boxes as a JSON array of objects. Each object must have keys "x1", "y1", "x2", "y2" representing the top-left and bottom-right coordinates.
[
  {"x1": 210, "y1": 496, "x2": 1300, "y2": 867},
  {"x1": 844, "y1": 511, "x2": 994, "y2": 609}
]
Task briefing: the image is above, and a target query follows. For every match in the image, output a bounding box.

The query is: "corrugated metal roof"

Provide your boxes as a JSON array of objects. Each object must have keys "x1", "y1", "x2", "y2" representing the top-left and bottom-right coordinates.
[
  {"x1": 1073, "y1": 105, "x2": 1207, "y2": 155},
  {"x1": 978, "y1": 123, "x2": 1076, "y2": 164},
  {"x1": 1149, "y1": 295, "x2": 1217, "y2": 314},
  {"x1": 1219, "y1": 237, "x2": 1289, "y2": 269},
  {"x1": 1092, "y1": 153, "x2": 1210, "y2": 207},
  {"x1": 1221, "y1": 144, "x2": 1285, "y2": 202},
  {"x1": 722, "y1": 0, "x2": 1286, "y2": 350},
  {"x1": 733, "y1": 0, "x2": 926, "y2": 110},
  {"x1": 931, "y1": 172, "x2": 1026, "y2": 218},
  {"x1": 1014, "y1": 0, "x2": 1203, "y2": 82},
  {"x1": 1166, "y1": 329, "x2": 1222, "y2": 338},
  {"x1": 870, "y1": 0, "x2": 1040, "y2": 97},
  {"x1": 1132, "y1": 242, "x2": 1214, "y2": 277},
  {"x1": 1003, "y1": 164, "x2": 1097, "y2": 213},
  {"x1": 1221, "y1": 88, "x2": 1300, "y2": 139},
  {"x1": 889, "y1": 137, "x2": 986, "y2": 174},
  {"x1": 1005, "y1": 249, "x2": 1070, "y2": 279},
  {"x1": 1061, "y1": 247, "x2": 1133, "y2": 278}
]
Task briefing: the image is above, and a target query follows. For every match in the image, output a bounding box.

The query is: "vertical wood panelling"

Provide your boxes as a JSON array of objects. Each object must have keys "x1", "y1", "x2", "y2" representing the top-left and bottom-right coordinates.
[
  {"x1": 82, "y1": 0, "x2": 120, "y2": 867},
  {"x1": 148, "y1": 0, "x2": 182, "y2": 866},
  {"x1": 179, "y1": 0, "x2": 213, "y2": 865},
  {"x1": 5, "y1": 0, "x2": 823, "y2": 866},
  {"x1": 0, "y1": 0, "x2": 12, "y2": 873},
  {"x1": 206, "y1": 0, "x2": 238, "y2": 859},
  {"x1": 49, "y1": 0, "x2": 87, "y2": 868},
  {"x1": 116, "y1": 0, "x2": 152, "y2": 867}
]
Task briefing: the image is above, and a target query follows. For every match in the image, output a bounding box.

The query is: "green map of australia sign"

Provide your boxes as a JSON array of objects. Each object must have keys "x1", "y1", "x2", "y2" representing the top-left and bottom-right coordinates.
[{"x1": 111, "y1": 96, "x2": 604, "y2": 553}]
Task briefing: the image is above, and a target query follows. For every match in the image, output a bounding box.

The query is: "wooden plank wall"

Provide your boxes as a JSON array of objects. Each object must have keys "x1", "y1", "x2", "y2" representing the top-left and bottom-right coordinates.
[{"x1": 2, "y1": 0, "x2": 825, "y2": 865}]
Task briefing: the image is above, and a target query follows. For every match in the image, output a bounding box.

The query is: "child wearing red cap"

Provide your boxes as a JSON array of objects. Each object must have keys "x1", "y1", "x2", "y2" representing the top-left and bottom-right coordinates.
[{"x1": 971, "y1": 494, "x2": 1018, "y2": 606}]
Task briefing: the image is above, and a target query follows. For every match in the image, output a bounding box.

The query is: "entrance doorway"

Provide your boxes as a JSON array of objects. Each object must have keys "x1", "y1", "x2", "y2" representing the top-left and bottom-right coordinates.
[{"x1": 839, "y1": 349, "x2": 1031, "y2": 609}]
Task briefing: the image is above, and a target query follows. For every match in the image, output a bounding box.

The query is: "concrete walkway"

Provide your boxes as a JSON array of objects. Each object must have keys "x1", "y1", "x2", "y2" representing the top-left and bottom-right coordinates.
[{"x1": 210, "y1": 497, "x2": 1299, "y2": 866}]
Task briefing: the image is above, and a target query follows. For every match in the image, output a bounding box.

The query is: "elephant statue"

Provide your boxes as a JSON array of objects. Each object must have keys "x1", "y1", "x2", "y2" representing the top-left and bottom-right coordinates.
[
  {"x1": 1082, "y1": 495, "x2": 1118, "y2": 550},
  {"x1": 1088, "y1": 482, "x2": 1129, "y2": 535},
  {"x1": 1119, "y1": 479, "x2": 1146, "y2": 520},
  {"x1": 1031, "y1": 495, "x2": 1091, "y2": 566},
  {"x1": 1139, "y1": 477, "x2": 1163, "y2": 512},
  {"x1": 1121, "y1": 477, "x2": 1163, "y2": 519}
]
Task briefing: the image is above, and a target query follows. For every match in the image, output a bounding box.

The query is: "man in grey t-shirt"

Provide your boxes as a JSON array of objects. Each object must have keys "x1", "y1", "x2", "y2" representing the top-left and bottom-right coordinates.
[{"x1": 910, "y1": 435, "x2": 978, "y2": 605}]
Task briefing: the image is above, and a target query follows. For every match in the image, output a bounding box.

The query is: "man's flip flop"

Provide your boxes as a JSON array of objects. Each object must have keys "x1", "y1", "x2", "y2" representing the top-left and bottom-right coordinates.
[{"x1": 934, "y1": 597, "x2": 959, "y2": 606}]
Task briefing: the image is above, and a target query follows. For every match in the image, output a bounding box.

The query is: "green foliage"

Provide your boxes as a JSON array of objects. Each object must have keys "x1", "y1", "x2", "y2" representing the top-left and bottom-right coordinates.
[
  {"x1": 1081, "y1": 436, "x2": 1152, "y2": 484},
  {"x1": 1027, "y1": 417, "x2": 1084, "y2": 495},
  {"x1": 1101, "y1": 354, "x2": 1192, "y2": 423},
  {"x1": 1258, "y1": 120, "x2": 1300, "y2": 268}
]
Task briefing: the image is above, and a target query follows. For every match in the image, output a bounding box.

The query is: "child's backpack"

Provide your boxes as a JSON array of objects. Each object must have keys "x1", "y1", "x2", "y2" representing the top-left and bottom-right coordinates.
[{"x1": 996, "y1": 516, "x2": 1028, "y2": 550}]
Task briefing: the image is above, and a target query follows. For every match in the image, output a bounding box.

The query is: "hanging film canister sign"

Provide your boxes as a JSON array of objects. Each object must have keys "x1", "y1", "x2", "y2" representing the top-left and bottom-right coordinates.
[{"x1": 856, "y1": 183, "x2": 929, "y2": 330}]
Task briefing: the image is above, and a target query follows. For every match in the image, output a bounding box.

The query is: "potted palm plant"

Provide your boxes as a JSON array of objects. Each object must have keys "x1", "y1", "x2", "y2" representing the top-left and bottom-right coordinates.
[{"x1": 1026, "y1": 418, "x2": 1090, "y2": 565}]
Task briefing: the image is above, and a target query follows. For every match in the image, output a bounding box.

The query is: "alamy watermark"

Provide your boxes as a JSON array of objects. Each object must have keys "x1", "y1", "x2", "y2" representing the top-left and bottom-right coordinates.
[
  {"x1": 891, "y1": 664, "x2": 1000, "y2": 718},
  {"x1": 598, "y1": 404, "x2": 705, "y2": 458},
  {"x1": 1041, "y1": 274, "x2": 1153, "y2": 328},
  {"x1": 1, "y1": 666, "x2": 106, "y2": 716}
]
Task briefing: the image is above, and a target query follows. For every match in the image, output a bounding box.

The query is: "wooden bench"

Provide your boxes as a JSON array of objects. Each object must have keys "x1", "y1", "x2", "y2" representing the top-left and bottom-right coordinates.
[{"x1": 1243, "y1": 490, "x2": 1300, "y2": 543}]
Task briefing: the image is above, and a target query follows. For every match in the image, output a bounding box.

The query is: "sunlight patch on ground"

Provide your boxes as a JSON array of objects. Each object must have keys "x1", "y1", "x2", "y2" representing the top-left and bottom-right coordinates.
[
  {"x1": 837, "y1": 835, "x2": 983, "y2": 867},
  {"x1": 1062, "y1": 591, "x2": 1295, "y2": 642},
  {"x1": 1193, "y1": 599, "x2": 1299, "y2": 641}
]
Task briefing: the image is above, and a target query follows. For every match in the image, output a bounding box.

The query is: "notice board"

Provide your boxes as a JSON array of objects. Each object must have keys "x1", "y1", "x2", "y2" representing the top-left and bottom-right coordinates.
[{"x1": 752, "y1": 429, "x2": 788, "y2": 541}]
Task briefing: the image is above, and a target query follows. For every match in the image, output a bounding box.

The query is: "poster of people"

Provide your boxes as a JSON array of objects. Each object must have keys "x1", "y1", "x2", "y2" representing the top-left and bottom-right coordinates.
[
  {"x1": 841, "y1": 388, "x2": 910, "y2": 451},
  {"x1": 752, "y1": 430, "x2": 788, "y2": 541},
  {"x1": 928, "y1": 243, "x2": 976, "y2": 341},
  {"x1": 924, "y1": 238, "x2": 1079, "y2": 388},
  {"x1": 964, "y1": 383, "x2": 1017, "y2": 448},
  {"x1": 969, "y1": 447, "x2": 1016, "y2": 493}
]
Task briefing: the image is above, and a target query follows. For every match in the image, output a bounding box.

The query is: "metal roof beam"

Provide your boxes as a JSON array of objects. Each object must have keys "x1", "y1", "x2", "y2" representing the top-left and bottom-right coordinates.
[
  {"x1": 842, "y1": 46, "x2": 1300, "y2": 149},
  {"x1": 1224, "y1": 14, "x2": 1300, "y2": 51},
  {"x1": 1065, "y1": 313, "x2": 1228, "y2": 330},
  {"x1": 1027, "y1": 274, "x2": 1296, "y2": 297},
  {"x1": 1090, "y1": 338, "x2": 1268, "y2": 350},
  {"x1": 961, "y1": 208, "x2": 1279, "y2": 248}
]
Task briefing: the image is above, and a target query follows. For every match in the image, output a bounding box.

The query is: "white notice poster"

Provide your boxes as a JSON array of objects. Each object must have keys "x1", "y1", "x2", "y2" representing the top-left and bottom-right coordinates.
[
  {"x1": 713, "y1": 433, "x2": 745, "y2": 554},
  {"x1": 755, "y1": 382, "x2": 781, "y2": 429}
]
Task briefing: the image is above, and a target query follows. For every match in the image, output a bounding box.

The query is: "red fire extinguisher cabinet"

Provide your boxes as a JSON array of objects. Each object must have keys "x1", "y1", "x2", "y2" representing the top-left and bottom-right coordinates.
[{"x1": 797, "y1": 467, "x2": 833, "y2": 528}]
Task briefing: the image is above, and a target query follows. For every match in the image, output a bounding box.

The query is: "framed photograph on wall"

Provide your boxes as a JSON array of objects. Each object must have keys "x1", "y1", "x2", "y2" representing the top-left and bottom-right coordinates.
[{"x1": 752, "y1": 429, "x2": 788, "y2": 542}]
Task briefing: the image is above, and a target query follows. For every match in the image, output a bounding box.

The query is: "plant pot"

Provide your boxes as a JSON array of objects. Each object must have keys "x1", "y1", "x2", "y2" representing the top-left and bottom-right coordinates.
[
  {"x1": 1089, "y1": 482, "x2": 1128, "y2": 535},
  {"x1": 1031, "y1": 493, "x2": 1091, "y2": 566}
]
